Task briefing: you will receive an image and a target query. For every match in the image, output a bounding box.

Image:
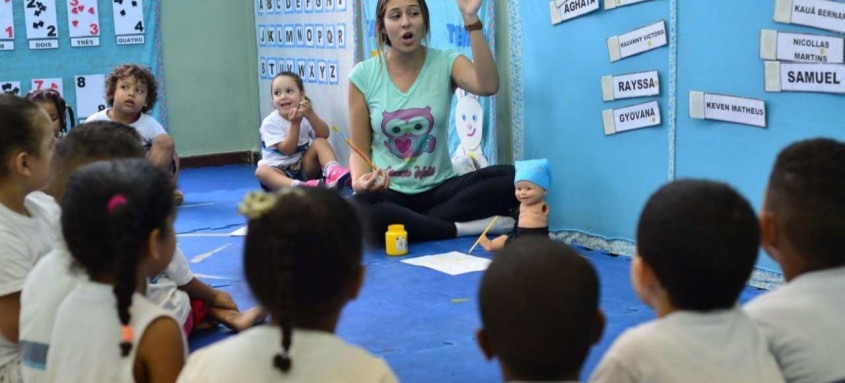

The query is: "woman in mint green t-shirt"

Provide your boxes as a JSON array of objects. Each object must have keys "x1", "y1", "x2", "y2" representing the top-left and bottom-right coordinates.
[{"x1": 347, "y1": 0, "x2": 517, "y2": 243}]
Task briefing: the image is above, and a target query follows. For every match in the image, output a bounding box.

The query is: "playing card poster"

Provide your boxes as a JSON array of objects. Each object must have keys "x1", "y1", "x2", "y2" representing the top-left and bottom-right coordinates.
[
  {"x1": 1, "y1": 0, "x2": 164, "y2": 125},
  {"x1": 254, "y1": 0, "x2": 356, "y2": 166},
  {"x1": 359, "y1": 0, "x2": 498, "y2": 172}
]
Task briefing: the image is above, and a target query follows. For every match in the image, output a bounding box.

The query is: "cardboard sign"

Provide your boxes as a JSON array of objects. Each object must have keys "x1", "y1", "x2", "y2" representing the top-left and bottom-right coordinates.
[
  {"x1": 775, "y1": 0, "x2": 845, "y2": 34},
  {"x1": 602, "y1": 100, "x2": 661, "y2": 135},
  {"x1": 765, "y1": 61, "x2": 845, "y2": 94},
  {"x1": 605, "y1": 0, "x2": 655, "y2": 10},
  {"x1": 601, "y1": 70, "x2": 660, "y2": 101},
  {"x1": 608, "y1": 20, "x2": 667, "y2": 62},
  {"x1": 689, "y1": 92, "x2": 767, "y2": 128},
  {"x1": 761, "y1": 29, "x2": 844, "y2": 64},
  {"x1": 550, "y1": 0, "x2": 599, "y2": 25}
]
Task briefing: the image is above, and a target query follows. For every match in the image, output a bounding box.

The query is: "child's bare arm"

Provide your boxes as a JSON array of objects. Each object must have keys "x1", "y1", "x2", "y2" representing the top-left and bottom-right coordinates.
[
  {"x1": 301, "y1": 99, "x2": 329, "y2": 139},
  {"x1": 0, "y1": 293, "x2": 21, "y2": 343},
  {"x1": 274, "y1": 118, "x2": 302, "y2": 156},
  {"x1": 137, "y1": 316, "x2": 184, "y2": 383}
]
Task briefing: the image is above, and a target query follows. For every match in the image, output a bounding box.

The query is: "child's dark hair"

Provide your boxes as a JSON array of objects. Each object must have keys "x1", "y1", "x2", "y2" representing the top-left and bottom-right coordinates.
[
  {"x1": 478, "y1": 237, "x2": 600, "y2": 380},
  {"x1": 50, "y1": 121, "x2": 144, "y2": 197},
  {"x1": 637, "y1": 179, "x2": 759, "y2": 311},
  {"x1": 374, "y1": 0, "x2": 430, "y2": 51},
  {"x1": 25, "y1": 88, "x2": 76, "y2": 137},
  {"x1": 242, "y1": 188, "x2": 363, "y2": 373},
  {"x1": 767, "y1": 138, "x2": 845, "y2": 269},
  {"x1": 272, "y1": 71, "x2": 305, "y2": 94},
  {"x1": 105, "y1": 63, "x2": 158, "y2": 112},
  {"x1": 61, "y1": 158, "x2": 175, "y2": 357},
  {"x1": 0, "y1": 94, "x2": 50, "y2": 178}
]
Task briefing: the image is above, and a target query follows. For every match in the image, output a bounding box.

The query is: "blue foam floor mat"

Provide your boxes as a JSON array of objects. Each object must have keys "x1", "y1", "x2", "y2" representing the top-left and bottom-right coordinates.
[{"x1": 176, "y1": 165, "x2": 768, "y2": 382}]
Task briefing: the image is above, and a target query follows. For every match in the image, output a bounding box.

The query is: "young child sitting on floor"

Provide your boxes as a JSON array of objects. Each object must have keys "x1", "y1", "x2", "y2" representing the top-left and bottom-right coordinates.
[{"x1": 478, "y1": 237, "x2": 604, "y2": 382}]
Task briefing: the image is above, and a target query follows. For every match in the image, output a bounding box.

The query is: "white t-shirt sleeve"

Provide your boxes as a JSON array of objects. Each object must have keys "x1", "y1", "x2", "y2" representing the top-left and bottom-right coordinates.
[
  {"x1": 259, "y1": 114, "x2": 289, "y2": 149},
  {"x1": 84, "y1": 109, "x2": 110, "y2": 123},
  {"x1": 0, "y1": 233, "x2": 35, "y2": 296},
  {"x1": 164, "y1": 247, "x2": 194, "y2": 286},
  {"x1": 175, "y1": 349, "x2": 210, "y2": 383},
  {"x1": 589, "y1": 354, "x2": 639, "y2": 383}
]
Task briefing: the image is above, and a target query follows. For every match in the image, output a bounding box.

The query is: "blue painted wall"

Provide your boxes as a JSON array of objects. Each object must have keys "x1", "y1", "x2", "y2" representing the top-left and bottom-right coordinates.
[{"x1": 518, "y1": 0, "x2": 845, "y2": 274}]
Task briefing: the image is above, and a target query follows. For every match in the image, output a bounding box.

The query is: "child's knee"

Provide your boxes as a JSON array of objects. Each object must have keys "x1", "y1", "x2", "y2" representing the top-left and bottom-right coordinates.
[
  {"x1": 255, "y1": 165, "x2": 272, "y2": 180},
  {"x1": 154, "y1": 134, "x2": 175, "y2": 151}
]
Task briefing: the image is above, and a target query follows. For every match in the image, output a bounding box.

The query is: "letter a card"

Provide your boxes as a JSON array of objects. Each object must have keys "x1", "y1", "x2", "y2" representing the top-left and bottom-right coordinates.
[
  {"x1": 67, "y1": 0, "x2": 100, "y2": 47},
  {"x1": 74, "y1": 74, "x2": 106, "y2": 122},
  {"x1": 24, "y1": 0, "x2": 59, "y2": 49},
  {"x1": 112, "y1": 0, "x2": 145, "y2": 44},
  {"x1": 0, "y1": 0, "x2": 14, "y2": 50}
]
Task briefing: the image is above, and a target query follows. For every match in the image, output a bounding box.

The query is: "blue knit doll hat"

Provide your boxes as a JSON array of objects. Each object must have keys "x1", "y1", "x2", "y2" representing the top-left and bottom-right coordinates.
[{"x1": 514, "y1": 159, "x2": 551, "y2": 190}]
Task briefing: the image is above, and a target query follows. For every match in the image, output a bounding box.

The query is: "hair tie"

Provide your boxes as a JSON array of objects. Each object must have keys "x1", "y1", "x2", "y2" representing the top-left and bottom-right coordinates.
[
  {"x1": 107, "y1": 194, "x2": 128, "y2": 213},
  {"x1": 121, "y1": 324, "x2": 133, "y2": 343}
]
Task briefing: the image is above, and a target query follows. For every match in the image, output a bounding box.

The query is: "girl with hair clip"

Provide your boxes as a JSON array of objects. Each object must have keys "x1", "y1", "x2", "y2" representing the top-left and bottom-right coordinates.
[
  {"x1": 44, "y1": 159, "x2": 185, "y2": 383},
  {"x1": 177, "y1": 188, "x2": 398, "y2": 383},
  {"x1": 0, "y1": 95, "x2": 56, "y2": 383},
  {"x1": 25, "y1": 88, "x2": 75, "y2": 139}
]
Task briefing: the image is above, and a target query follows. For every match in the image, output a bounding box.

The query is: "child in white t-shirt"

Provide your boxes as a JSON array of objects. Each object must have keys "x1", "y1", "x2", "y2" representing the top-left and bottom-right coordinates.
[
  {"x1": 45, "y1": 159, "x2": 184, "y2": 383},
  {"x1": 745, "y1": 138, "x2": 845, "y2": 383},
  {"x1": 0, "y1": 95, "x2": 56, "y2": 382},
  {"x1": 590, "y1": 180, "x2": 785, "y2": 383},
  {"x1": 255, "y1": 72, "x2": 350, "y2": 190},
  {"x1": 177, "y1": 188, "x2": 397, "y2": 382}
]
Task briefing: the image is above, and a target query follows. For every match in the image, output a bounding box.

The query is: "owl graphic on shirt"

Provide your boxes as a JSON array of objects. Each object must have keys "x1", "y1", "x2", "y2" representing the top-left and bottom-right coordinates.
[{"x1": 381, "y1": 106, "x2": 437, "y2": 160}]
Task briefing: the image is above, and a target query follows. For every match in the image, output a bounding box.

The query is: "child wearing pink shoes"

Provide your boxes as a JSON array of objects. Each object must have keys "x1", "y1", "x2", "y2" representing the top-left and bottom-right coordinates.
[{"x1": 255, "y1": 72, "x2": 350, "y2": 190}]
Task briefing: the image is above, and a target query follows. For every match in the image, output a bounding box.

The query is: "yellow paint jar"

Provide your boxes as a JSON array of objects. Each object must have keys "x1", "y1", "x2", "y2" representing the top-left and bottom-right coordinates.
[{"x1": 385, "y1": 224, "x2": 408, "y2": 256}]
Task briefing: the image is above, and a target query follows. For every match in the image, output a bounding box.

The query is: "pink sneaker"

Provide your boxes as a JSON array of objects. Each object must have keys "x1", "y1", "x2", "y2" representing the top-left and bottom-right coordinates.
[
  {"x1": 324, "y1": 165, "x2": 351, "y2": 190},
  {"x1": 297, "y1": 179, "x2": 324, "y2": 188}
]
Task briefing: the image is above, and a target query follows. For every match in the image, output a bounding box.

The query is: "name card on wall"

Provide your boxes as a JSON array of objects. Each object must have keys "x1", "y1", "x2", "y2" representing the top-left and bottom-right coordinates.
[
  {"x1": 608, "y1": 20, "x2": 667, "y2": 62},
  {"x1": 775, "y1": 0, "x2": 845, "y2": 34},
  {"x1": 550, "y1": 0, "x2": 599, "y2": 25},
  {"x1": 602, "y1": 100, "x2": 661, "y2": 135},
  {"x1": 689, "y1": 92, "x2": 767, "y2": 128},
  {"x1": 765, "y1": 61, "x2": 845, "y2": 94},
  {"x1": 605, "y1": 0, "x2": 655, "y2": 10},
  {"x1": 761, "y1": 29, "x2": 845, "y2": 64},
  {"x1": 601, "y1": 70, "x2": 660, "y2": 101}
]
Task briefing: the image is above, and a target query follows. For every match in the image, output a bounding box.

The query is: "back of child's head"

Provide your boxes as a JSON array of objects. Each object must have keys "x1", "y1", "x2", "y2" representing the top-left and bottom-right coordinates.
[
  {"x1": 105, "y1": 63, "x2": 158, "y2": 112},
  {"x1": 239, "y1": 187, "x2": 364, "y2": 373},
  {"x1": 767, "y1": 138, "x2": 845, "y2": 269},
  {"x1": 50, "y1": 121, "x2": 144, "y2": 197},
  {"x1": 25, "y1": 88, "x2": 75, "y2": 137},
  {"x1": 478, "y1": 237, "x2": 601, "y2": 380},
  {"x1": 61, "y1": 158, "x2": 175, "y2": 357},
  {"x1": 0, "y1": 94, "x2": 51, "y2": 179},
  {"x1": 637, "y1": 179, "x2": 759, "y2": 311}
]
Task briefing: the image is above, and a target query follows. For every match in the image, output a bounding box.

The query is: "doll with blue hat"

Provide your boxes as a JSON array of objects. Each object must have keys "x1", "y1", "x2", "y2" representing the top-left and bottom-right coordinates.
[{"x1": 480, "y1": 159, "x2": 551, "y2": 251}]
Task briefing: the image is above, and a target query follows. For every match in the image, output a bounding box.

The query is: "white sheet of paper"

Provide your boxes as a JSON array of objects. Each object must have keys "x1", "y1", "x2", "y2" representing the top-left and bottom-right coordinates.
[
  {"x1": 0, "y1": 0, "x2": 14, "y2": 49},
  {"x1": 31, "y1": 77, "x2": 64, "y2": 96},
  {"x1": 617, "y1": 20, "x2": 667, "y2": 59},
  {"x1": 230, "y1": 226, "x2": 248, "y2": 236},
  {"x1": 605, "y1": 0, "x2": 654, "y2": 10},
  {"x1": 112, "y1": 0, "x2": 144, "y2": 36},
  {"x1": 779, "y1": 62, "x2": 845, "y2": 94},
  {"x1": 73, "y1": 74, "x2": 106, "y2": 121},
  {"x1": 789, "y1": 0, "x2": 845, "y2": 34},
  {"x1": 701, "y1": 93, "x2": 767, "y2": 128},
  {"x1": 400, "y1": 251, "x2": 491, "y2": 276}
]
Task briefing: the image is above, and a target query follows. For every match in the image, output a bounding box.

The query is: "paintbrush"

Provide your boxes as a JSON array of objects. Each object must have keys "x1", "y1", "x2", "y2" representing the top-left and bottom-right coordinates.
[
  {"x1": 331, "y1": 125, "x2": 378, "y2": 170},
  {"x1": 467, "y1": 216, "x2": 499, "y2": 255}
]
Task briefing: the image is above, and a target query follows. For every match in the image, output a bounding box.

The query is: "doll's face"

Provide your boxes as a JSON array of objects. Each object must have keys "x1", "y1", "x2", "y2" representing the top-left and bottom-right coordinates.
[{"x1": 515, "y1": 180, "x2": 546, "y2": 205}]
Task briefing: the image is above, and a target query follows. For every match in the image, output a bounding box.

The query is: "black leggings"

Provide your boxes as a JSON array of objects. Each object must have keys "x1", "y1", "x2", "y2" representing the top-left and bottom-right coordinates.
[{"x1": 351, "y1": 165, "x2": 518, "y2": 243}]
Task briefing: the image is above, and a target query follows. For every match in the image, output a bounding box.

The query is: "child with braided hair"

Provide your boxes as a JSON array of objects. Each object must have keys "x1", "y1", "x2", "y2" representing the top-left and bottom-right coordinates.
[
  {"x1": 177, "y1": 188, "x2": 397, "y2": 382},
  {"x1": 25, "y1": 88, "x2": 75, "y2": 139},
  {"x1": 44, "y1": 159, "x2": 184, "y2": 383}
]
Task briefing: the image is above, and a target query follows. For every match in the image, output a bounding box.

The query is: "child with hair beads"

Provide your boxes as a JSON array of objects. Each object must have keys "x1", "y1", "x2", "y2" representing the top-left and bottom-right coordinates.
[
  {"x1": 177, "y1": 188, "x2": 398, "y2": 382},
  {"x1": 745, "y1": 138, "x2": 845, "y2": 383},
  {"x1": 85, "y1": 63, "x2": 182, "y2": 203},
  {"x1": 590, "y1": 180, "x2": 784, "y2": 383},
  {"x1": 480, "y1": 159, "x2": 551, "y2": 251},
  {"x1": 256, "y1": 71, "x2": 350, "y2": 190},
  {"x1": 25, "y1": 88, "x2": 75, "y2": 139},
  {"x1": 44, "y1": 159, "x2": 184, "y2": 383},
  {"x1": 19, "y1": 121, "x2": 264, "y2": 383},
  {"x1": 477, "y1": 237, "x2": 604, "y2": 382},
  {"x1": 0, "y1": 95, "x2": 56, "y2": 383}
]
